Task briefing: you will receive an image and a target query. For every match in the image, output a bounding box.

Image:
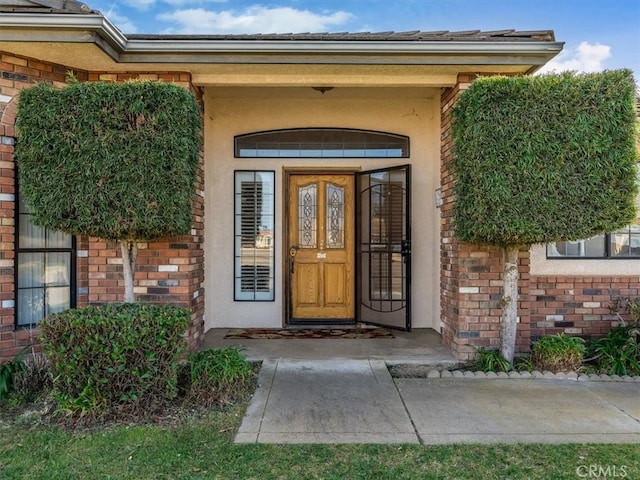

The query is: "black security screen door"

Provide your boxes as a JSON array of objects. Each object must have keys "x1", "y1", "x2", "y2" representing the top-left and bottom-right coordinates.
[{"x1": 356, "y1": 165, "x2": 411, "y2": 330}]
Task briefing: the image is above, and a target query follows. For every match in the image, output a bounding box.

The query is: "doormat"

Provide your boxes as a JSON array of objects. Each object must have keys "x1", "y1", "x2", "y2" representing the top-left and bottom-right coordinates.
[{"x1": 224, "y1": 327, "x2": 394, "y2": 339}]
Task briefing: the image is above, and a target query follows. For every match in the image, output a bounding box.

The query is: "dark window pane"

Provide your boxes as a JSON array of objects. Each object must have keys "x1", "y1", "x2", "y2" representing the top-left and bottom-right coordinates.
[{"x1": 17, "y1": 195, "x2": 74, "y2": 326}]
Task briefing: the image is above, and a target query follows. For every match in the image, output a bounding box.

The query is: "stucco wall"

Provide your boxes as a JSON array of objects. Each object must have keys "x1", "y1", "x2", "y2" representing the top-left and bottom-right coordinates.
[{"x1": 203, "y1": 86, "x2": 441, "y2": 330}]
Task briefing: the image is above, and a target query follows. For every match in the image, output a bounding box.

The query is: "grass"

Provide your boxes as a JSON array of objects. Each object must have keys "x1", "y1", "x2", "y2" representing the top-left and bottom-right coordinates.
[{"x1": 1, "y1": 401, "x2": 638, "y2": 480}]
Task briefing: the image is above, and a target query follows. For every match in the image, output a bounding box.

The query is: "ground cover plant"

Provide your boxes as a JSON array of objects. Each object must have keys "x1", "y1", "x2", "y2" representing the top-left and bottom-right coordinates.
[
  {"x1": 185, "y1": 347, "x2": 255, "y2": 408},
  {"x1": 473, "y1": 347, "x2": 510, "y2": 373},
  {"x1": 0, "y1": 346, "x2": 28, "y2": 400},
  {"x1": 588, "y1": 324, "x2": 640, "y2": 376},
  {"x1": 531, "y1": 334, "x2": 586, "y2": 373}
]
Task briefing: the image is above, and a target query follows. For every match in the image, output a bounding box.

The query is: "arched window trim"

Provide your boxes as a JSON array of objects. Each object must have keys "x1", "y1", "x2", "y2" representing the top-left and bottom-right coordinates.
[{"x1": 234, "y1": 128, "x2": 410, "y2": 159}]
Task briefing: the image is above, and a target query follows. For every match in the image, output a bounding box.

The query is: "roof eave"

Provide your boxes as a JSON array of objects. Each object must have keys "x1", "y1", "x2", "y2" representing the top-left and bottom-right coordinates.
[
  {"x1": 126, "y1": 38, "x2": 564, "y2": 56},
  {"x1": 0, "y1": 12, "x2": 564, "y2": 66}
]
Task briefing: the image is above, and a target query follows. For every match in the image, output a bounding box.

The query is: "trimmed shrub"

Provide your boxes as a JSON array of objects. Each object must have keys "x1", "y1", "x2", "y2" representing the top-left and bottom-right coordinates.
[
  {"x1": 40, "y1": 303, "x2": 189, "y2": 416},
  {"x1": 16, "y1": 80, "x2": 202, "y2": 241},
  {"x1": 185, "y1": 348, "x2": 254, "y2": 408},
  {"x1": 452, "y1": 70, "x2": 638, "y2": 247},
  {"x1": 531, "y1": 334, "x2": 586, "y2": 373}
]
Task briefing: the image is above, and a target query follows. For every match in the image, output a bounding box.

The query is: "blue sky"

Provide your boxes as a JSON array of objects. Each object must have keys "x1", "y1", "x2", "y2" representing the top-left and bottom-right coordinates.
[{"x1": 89, "y1": 0, "x2": 640, "y2": 79}]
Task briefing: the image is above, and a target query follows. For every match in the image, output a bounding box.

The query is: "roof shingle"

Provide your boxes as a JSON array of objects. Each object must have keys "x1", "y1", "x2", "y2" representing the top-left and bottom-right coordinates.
[{"x1": 126, "y1": 30, "x2": 556, "y2": 42}]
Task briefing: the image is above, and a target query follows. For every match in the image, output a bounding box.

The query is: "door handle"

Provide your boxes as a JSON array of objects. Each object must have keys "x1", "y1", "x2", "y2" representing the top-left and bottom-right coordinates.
[
  {"x1": 401, "y1": 240, "x2": 411, "y2": 260},
  {"x1": 289, "y1": 246, "x2": 298, "y2": 274}
]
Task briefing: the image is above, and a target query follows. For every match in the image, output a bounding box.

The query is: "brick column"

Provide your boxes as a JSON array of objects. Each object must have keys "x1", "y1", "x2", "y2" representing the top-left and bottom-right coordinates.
[{"x1": 440, "y1": 73, "x2": 531, "y2": 361}]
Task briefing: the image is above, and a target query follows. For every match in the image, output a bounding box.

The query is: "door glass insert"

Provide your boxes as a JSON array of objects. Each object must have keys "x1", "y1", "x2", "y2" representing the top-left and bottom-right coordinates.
[
  {"x1": 298, "y1": 183, "x2": 317, "y2": 248},
  {"x1": 326, "y1": 183, "x2": 345, "y2": 249}
]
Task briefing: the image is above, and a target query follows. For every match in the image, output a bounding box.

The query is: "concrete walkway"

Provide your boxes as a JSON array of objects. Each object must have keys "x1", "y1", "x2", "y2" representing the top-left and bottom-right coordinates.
[{"x1": 236, "y1": 358, "x2": 640, "y2": 444}]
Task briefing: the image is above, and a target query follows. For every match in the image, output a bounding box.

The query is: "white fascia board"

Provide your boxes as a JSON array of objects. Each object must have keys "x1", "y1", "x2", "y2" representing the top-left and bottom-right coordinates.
[
  {"x1": 0, "y1": 13, "x2": 127, "y2": 50},
  {"x1": 0, "y1": 12, "x2": 563, "y2": 64},
  {"x1": 126, "y1": 39, "x2": 563, "y2": 57}
]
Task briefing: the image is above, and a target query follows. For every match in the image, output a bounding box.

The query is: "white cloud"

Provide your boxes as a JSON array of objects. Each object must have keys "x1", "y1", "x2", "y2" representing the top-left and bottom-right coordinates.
[
  {"x1": 538, "y1": 41, "x2": 611, "y2": 74},
  {"x1": 123, "y1": 0, "x2": 157, "y2": 11},
  {"x1": 163, "y1": 0, "x2": 228, "y2": 5},
  {"x1": 157, "y1": 6, "x2": 354, "y2": 34}
]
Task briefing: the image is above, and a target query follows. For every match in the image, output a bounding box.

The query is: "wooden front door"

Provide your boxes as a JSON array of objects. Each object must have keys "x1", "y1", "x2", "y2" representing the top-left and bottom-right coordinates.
[{"x1": 288, "y1": 174, "x2": 355, "y2": 321}]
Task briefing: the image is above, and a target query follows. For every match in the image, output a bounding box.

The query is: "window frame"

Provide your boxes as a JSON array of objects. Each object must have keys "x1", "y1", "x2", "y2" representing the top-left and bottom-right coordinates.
[
  {"x1": 14, "y1": 183, "x2": 76, "y2": 329},
  {"x1": 234, "y1": 128, "x2": 410, "y2": 159},
  {"x1": 546, "y1": 227, "x2": 640, "y2": 260},
  {"x1": 233, "y1": 170, "x2": 276, "y2": 302}
]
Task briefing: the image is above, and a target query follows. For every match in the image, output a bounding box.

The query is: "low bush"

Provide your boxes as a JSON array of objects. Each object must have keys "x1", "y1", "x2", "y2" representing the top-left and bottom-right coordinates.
[
  {"x1": 185, "y1": 347, "x2": 254, "y2": 408},
  {"x1": 40, "y1": 303, "x2": 189, "y2": 417},
  {"x1": 531, "y1": 334, "x2": 586, "y2": 373},
  {"x1": 473, "y1": 348, "x2": 510, "y2": 372},
  {"x1": 589, "y1": 324, "x2": 640, "y2": 376}
]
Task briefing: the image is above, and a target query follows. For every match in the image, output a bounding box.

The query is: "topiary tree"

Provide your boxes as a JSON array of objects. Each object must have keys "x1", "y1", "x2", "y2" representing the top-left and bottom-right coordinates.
[
  {"x1": 452, "y1": 70, "x2": 638, "y2": 365},
  {"x1": 16, "y1": 79, "x2": 202, "y2": 302}
]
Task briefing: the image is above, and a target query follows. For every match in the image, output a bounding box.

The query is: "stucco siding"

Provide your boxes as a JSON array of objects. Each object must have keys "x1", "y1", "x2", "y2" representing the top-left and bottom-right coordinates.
[{"x1": 203, "y1": 86, "x2": 441, "y2": 330}]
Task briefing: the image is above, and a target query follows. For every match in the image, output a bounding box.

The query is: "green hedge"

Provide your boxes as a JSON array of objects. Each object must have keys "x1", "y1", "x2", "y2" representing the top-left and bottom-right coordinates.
[
  {"x1": 452, "y1": 70, "x2": 638, "y2": 247},
  {"x1": 40, "y1": 303, "x2": 189, "y2": 415},
  {"x1": 16, "y1": 80, "x2": 201, "y2": 240}
]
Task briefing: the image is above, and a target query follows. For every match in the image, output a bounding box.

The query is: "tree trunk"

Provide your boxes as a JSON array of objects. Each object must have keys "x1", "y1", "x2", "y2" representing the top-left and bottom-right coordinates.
[
  {"x1": 120, "y1": 240, "x2": 138, "y2": 303},
  {"x1": 500, "y1": 245, "x2": 520, "y2": 365}
]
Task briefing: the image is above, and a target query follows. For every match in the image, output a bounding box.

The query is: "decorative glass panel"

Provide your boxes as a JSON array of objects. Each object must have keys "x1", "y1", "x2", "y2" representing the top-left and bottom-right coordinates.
[
  {"x1": 236, "y1": 128, "x2": 409, "y2": 158},
  {"x1": 298, "y1": 184, "x2": 317, "y2": 248},
  {"x1": 234, "y1": 171, "x2": 275, "y2": 301},
  {"x1": 326, "y1": 183, "x2": 344, "y2": 249}
]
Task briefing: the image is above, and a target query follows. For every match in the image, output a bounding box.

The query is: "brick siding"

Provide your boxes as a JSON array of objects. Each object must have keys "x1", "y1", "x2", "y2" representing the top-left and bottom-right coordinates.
[
  {"x1": 0, "y1": 52, "x2": 205, "y2": 361},
  {"x1": 530, "y1": 276, "x2": 640, "y2": 340}
]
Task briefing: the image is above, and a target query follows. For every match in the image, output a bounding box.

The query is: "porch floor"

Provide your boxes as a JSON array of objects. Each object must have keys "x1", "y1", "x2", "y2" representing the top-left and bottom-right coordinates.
[{"x1": 201, "y1": 328, "x2": 457, "y2": 366}]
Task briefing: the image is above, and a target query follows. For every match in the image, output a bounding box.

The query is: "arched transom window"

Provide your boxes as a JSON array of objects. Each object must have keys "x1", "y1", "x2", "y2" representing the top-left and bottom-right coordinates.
[{"x1": 235, "y1": 128, "x2": 409, "y2": 158}]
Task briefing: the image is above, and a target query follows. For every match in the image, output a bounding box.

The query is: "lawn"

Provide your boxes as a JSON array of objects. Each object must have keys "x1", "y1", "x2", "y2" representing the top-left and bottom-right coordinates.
[{"x1": 1, "y1": 402, "x2": 638, "y2": 480}]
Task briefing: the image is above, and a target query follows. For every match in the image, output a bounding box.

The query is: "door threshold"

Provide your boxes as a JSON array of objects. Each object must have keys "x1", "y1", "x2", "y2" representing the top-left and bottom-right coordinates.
[{"x1": 287, "y1": 319, "x2": 356, "y2": 329}]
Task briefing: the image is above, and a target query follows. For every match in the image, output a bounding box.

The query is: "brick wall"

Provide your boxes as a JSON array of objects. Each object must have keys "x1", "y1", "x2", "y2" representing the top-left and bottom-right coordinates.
[
  {"x1": 440, "y1": 74, "x2": 532, "y2": 361},
  {"x1": 0, "y1": 53, "x2": 205, "y2": 361},
  {"x1": 530, "y1": 276, "x2": 640, "y2": 341}
]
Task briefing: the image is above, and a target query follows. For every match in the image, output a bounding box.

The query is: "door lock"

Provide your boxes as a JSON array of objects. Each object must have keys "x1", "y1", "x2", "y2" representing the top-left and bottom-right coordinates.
[{"x1": 289, "y1": 246, "x2": 298, "y2": 273}]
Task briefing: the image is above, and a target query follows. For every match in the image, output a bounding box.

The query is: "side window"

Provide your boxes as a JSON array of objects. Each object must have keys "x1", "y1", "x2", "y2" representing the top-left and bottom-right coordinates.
[
  {"x1": 16, "y1": 193, "x2": 74, "y2": 326},
  {"x1": 234, "y1": 171, "x2": 275, "y2": 301},
  {"x1": 548, "y1": 164, "x2": 640, "y2": 259}
]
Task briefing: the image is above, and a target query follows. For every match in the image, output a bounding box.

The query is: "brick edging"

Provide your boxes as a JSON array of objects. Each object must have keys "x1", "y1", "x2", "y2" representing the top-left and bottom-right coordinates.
[{"x1": 402, "y1": 369, "x2": 640, "y2": 382}]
